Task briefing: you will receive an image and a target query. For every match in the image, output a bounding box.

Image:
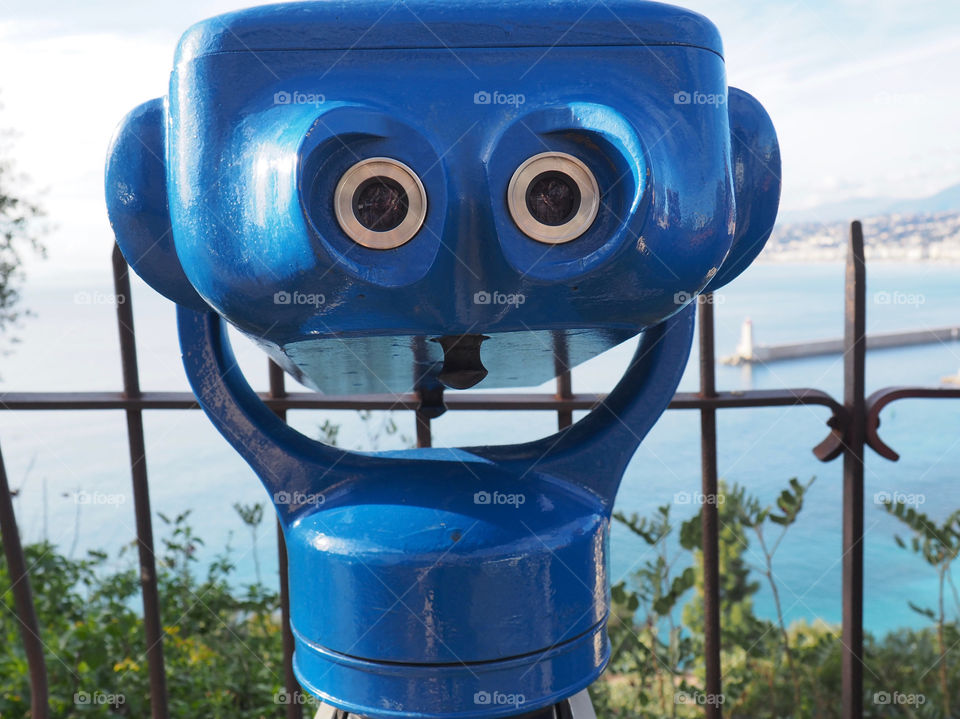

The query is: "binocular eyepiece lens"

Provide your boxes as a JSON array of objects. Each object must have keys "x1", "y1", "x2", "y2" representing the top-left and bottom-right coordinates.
[
  {"x1": 335, "y1": 158, "x2": 427, "y2": 249},
  {"x1": 525, "y1": 171, "x2": 581, "y2": 226},
  {"x1": 353, "y1": 177, "x2": 409, "y2": 232},
  {"x1": 508, "y1": 152, "x2": 600, "y2": 244}
]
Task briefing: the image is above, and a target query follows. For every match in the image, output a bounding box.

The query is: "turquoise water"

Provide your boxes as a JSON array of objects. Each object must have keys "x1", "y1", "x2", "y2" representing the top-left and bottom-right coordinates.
[{"x1": 2, "y1": 261, "x2": 958, "y2": 636}]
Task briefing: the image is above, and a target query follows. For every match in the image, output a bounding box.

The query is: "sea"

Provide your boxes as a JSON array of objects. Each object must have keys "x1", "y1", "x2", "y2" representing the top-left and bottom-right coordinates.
[{"x1": 2, "y1": 259, "x2": 959, "y2": 637}]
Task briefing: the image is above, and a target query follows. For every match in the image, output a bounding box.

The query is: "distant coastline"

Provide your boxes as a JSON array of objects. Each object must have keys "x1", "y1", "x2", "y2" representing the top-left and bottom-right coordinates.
[
  {"x1": 762, "y1": 210, "x2": 960, "y2": 262},
  {"x1": 757, "y1": 256, "x2": 960, "y2": 264}
]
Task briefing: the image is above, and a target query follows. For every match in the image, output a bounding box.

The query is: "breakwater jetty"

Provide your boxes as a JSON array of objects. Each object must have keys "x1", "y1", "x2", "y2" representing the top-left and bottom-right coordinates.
[{"x1": 721, "y1": 318, "x2": 960, "y2": 365}]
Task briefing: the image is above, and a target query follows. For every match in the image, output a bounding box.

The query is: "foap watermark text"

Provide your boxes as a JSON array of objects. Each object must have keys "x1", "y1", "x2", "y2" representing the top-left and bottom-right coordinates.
[
  {"x1": 474, "y1": 690, "x2": 526, "y2": 709},
  {"x1": 275, "y1": 290, "x2": 325, "y2": 308},
  {"x1": 274, "y1": 491, "x2": 325, "y2": 507},
  {"x1": 75, "y1": 690, "x2": 126, "y2": 707},
  {"x1": 474, "y1": 490, "x2": 525, "y2": 508},
  {"x1": 274, "y1": 90, "x2": 326, "y2": 107},
  {"x1": 674, "y1": 90, "x2": 726, "y2": 107},
  {"x1": 874, "y1": 491, "x2": 925, "y2": 507},
  {"x1": 74, "y1": 491, "x2": 126, "y2": 508},
  {"x1": 873, "y1": 691, "x2": 925, "y2": 706},
  {"x1": 675, "y1": 691, "x2": 725, "y2": 706},
  {"x1": 473, "y1": 90, "x2": 525, "y2": 108},
  {"x1": 474, "y1": 290, "x2": 525, "y2": 307},
  {"x1": 675, "y1": 491, "x2": 725, "y2": 506},
  {"x1": 674, "y1": 291, "x2": 725, "y2": 306},
  {"x1": 874, "y1": 291, "x2": 925, "y2": 307}
]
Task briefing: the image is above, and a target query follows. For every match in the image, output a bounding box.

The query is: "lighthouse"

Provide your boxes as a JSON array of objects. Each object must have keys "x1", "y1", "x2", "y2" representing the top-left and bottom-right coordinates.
[{"x1": 735, "y1": 318, "x2": 755, "y2": 363}]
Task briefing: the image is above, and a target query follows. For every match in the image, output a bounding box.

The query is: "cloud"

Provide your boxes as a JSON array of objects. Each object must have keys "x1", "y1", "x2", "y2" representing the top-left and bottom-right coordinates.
[
  {"x1": 0, "y1": 0, "x2": 245, "y2": 39},
  {"x1": 0, "y1": 30, "x2": 175, "y2": 275}
]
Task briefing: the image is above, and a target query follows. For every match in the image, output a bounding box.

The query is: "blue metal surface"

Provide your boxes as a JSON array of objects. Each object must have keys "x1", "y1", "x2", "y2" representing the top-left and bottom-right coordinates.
[
  {"x1": 104, "y1": 99, "x2": 207, "y2": 312},
  {"x1": 106, "y1": 1, "x2": 779, "y2": 716},
  {"x1": 704, "y1": 88, "x2": 782, "y2": 292},
  {"x1": 174, "y1": 0, "x2": 724, "y2": 57}
]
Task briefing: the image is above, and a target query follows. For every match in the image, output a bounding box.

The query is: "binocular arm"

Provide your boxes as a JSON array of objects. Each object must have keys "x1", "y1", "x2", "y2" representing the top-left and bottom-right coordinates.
[
  {"x1": 178, "y1": 307, "x2": 373, "y2": 521},
  {"x1": 178, "y1": 304, "x2": 695, "y2": 516},
  {"x1": 467, "y1": 306, "x2": 695, "y2": 504}
]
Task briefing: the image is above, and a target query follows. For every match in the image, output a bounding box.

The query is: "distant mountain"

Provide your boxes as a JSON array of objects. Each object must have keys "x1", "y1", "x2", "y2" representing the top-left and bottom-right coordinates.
[
  {"x1": 888, "y1": 183, "x2": 960, "y2": 215},
  {"x1": 780, "y1": 182, "x2": 960, "y2": 224}
]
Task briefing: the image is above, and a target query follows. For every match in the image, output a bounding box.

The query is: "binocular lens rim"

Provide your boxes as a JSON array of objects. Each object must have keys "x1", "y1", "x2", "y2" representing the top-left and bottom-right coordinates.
[
  {"x1": 335, "y1": 158, "x2": 427, "y2": 250},
  {"x1": 508, "y1": 152, "x2": 600, "y2": 244}
]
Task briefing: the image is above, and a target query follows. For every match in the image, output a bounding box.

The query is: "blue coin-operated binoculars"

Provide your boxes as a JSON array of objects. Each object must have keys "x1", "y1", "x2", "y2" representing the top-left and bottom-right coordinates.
[{"x1": 105, "y1": 1, "x2": 780, "y2": 716}]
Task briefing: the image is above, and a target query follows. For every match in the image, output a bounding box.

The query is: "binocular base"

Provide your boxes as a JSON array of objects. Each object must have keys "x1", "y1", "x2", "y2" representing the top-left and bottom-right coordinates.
[
  {"x1": 313, "y1": 690, "x2": 597, "y2": 719},
  {"x1": 293, "y1": 618, "x2": 607, "y2": 719}
]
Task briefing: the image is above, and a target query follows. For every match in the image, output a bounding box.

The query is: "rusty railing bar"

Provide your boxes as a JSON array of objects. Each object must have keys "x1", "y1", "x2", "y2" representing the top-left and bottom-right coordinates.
[
  {"x1": 697, "y1": 296, "x2": 723, "y2": 718},
  {"x1": 113, "y1": 247, "x2": 169, "y2": 719},
  {"x1": 864, "y1": 386, "x2": 960, "y2": 461},
  {"x1": 0, "y1": 388, "x2": 845, "y2": 414},
  {"x1": 267, "y1": 361, "x2": 303, "y2": 719},
  {"x1": 0, "y1": 441, "x2": 50, "y2": 719},
  {"x1": 842, "y1": 221, "x2": 866, "y2": 719}
]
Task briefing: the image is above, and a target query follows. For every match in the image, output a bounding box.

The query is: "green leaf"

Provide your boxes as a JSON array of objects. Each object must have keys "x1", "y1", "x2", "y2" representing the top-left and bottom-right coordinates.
[{"x1": 907, "y1": 602, "x2": 936, "y2": 620}]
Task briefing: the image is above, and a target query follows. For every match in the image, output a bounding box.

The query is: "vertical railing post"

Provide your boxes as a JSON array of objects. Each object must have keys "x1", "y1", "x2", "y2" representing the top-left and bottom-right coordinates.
[
  {"x1": 553, "y1": 334, "x2": 573, "y2": 430},
  {"x1": 842, "y1": 222, "x2": 866, "y2": 718},
  {"x1": 415, "y1": 385, "x2": 446, "y2": 449},
  {"x1": 415, "y1": 409, "x2": 433, "y2": 448},
  {"x1": 698, "y1": 296, "x2": 723, "y2": 717},
  {"x1": 268, "y1": 361, "x2": 303, "y2": 719},
  {"x1": 555, "y1": 370, "x2": 573, "y2": 431},
  {"x1": 0, "y1": 442, "x2": 50, "y2": 719},
  {"x1": 112, "y1": 246, "x2": 169, "y2": 719}
]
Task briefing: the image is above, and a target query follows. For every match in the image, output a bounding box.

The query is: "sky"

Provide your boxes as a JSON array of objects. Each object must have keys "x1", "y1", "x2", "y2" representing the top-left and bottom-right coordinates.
[{"x1": 1, "y1": 0, "x2": 959, "y2": 277}]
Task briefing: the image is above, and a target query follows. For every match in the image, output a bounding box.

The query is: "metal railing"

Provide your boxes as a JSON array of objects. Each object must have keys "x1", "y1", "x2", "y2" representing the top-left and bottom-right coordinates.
[{"x1": 1, "y1": 222, "x2": 959, "y2": 719}]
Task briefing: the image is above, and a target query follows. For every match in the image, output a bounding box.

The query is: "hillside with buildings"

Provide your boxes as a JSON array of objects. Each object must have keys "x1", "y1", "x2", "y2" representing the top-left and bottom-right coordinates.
[{"x1": 763, "y1": 211, "x2": 960, "y2": 262}]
